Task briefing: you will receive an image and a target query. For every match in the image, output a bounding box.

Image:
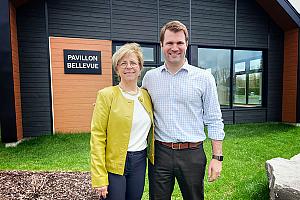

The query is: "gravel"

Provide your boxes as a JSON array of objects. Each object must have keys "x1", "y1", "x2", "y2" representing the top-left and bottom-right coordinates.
[{"x1": 0, "y1": 171, "x2": 99, "y2": 200}]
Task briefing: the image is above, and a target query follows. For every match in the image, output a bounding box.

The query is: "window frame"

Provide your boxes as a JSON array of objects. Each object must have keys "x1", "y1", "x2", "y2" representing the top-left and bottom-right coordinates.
[
  {"x1": 197, "y1": 46, "x2": 266, "y2": 109},
  {"x1": 233, "y1": 50, "x2": 264, "y2": 108}
]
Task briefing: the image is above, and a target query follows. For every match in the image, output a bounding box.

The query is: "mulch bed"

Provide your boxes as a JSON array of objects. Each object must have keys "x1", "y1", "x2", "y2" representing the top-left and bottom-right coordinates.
[{"x1": 0, "y1": 171, "x2": 100, "y2": 200}]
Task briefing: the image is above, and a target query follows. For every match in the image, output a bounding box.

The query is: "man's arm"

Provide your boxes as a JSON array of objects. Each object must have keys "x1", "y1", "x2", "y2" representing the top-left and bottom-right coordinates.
[
  {"x1": 212, "y1": 139, "x2": 223, "y2": 156},
  {"x1": 208, "y1": 140, "x2": 223, "y2": 182},
  {"x1": 201, "y1": 72, "x2": 225, "y2": 182}
]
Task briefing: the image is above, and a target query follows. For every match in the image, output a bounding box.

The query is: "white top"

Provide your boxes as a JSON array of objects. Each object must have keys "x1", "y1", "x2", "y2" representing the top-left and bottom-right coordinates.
[{"x1": 119, "y1": 87, "x2": 151, "y2": 151}]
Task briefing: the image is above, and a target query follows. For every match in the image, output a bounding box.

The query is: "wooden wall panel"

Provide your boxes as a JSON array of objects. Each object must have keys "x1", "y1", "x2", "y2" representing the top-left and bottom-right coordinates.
[
  {"x1": 48, "y1": 0, "x2": 110, "y2": 40},
  {"x1": 10, "y1": 2, "x2": 23, "y2": 140},
  {"x1": 235, "y1": 109, "x2": 267, "y2": 123},
  {"x1": 282, "y1": 29, "x2": 298, "y2": 122},
  {"x1": 236, "y1": 0, "x2": 268, "y2": 48},
  {"x1": 111, "y1": 0, "x2": 158, "y2": 42},
  {"x1": 191, "y1": 0, "x2": 235, "y2": 46},
  {"x1": 49, "y1": 37, "x2": 112, "y2": 133}
]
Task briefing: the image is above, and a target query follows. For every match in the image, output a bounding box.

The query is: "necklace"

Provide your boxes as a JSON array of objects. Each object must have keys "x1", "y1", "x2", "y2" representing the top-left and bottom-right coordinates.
[{"x1": 118, "y1": 84, "x2": 140, "y2": 96}]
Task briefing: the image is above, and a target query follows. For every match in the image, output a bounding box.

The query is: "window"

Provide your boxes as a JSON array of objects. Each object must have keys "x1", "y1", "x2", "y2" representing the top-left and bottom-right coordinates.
[
  {"x1": 198, "y1": 48, "x2": 263, "y2": 108},
  {"x1": 142, "y1": 47, "x2": 154, "y2": 62},
  {"x1": 233, "y1": 50, "x2": 263, "y2": 107},
  {"x1": 198, "y1": 48, "x2": 231, "y2": 107},
  {"x1": 113, "y1": 43, "x2": 161, "y2": 86}
]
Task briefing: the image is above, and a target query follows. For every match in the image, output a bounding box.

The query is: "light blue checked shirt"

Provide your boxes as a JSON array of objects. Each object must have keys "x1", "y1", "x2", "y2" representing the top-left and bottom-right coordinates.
[{"x1": 142, "y1": 60, "x2": 225, "y2": 142}]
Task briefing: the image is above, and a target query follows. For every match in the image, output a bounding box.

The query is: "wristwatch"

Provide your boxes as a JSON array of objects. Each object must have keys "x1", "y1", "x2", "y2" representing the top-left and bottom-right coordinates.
[{"x1": 212, "y1": 155, "x2": 223, "y2": 161}]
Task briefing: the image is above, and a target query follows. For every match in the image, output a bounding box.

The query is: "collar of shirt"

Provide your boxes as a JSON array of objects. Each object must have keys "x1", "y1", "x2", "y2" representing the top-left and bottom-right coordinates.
[{"x1": 161, "y1": 59, "x2": 191, "y2": 75}]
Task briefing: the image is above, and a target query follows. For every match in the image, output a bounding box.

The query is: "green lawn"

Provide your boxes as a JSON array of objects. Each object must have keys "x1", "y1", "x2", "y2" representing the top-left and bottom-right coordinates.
[{"x1": 1, "y1": 123, "x2": 300, "y2": 199}]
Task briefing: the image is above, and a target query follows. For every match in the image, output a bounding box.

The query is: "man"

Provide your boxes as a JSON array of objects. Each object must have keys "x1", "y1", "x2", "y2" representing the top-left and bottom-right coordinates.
[{"x1": 142, "y1": 20, "x2": 225, "y2": 200}]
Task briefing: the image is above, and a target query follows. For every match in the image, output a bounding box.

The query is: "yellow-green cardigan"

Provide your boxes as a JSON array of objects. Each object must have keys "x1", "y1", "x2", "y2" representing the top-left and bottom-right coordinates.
[{"x1": 90, "y1": 86, "x2": 154, "y2": 188}]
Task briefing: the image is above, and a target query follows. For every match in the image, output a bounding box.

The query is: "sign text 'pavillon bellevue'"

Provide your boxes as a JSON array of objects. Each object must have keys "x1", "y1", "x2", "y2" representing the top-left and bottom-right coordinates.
[{"x1": 64, "y1": 50, "x2": 101, "y2": 74}]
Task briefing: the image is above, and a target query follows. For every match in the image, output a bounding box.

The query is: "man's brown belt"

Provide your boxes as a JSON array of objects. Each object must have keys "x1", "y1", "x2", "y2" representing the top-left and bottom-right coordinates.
[{"x1": 156, "y1": 140, "x2": 203, "y2": 150}]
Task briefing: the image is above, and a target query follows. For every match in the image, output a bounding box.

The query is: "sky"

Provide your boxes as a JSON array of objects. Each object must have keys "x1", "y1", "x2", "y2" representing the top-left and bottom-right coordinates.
[{"x1": 289, "y1": 0, "x2": 300, "y2": 13}]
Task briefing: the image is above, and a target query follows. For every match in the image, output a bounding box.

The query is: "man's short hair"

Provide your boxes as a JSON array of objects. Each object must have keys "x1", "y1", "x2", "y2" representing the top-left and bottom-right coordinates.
[{"x1": 160, "y1": 21, "x2": 189, "y2": 45}]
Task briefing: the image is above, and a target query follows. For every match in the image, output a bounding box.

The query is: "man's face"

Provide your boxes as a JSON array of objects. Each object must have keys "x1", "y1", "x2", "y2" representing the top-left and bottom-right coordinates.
[{"x1": 161, "y1": 29, "x2": 187, "y2": 67}]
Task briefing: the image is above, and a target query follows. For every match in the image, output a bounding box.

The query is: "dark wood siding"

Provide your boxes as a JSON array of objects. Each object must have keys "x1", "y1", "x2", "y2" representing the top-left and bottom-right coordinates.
[
  {"x1": 236, "y1": 0, "x2": 268, "y2": 48},
  {"x1": 235, "y1": 109, "x2": 266, "y2": 123},
  {"x1": 111, "y1": 0, "x2": 158, "y2": 42},
  {"x1": 47, "y1": 0, "x2": 111, "y2": 40},
  {"x1": 159, "y1": 0, "x2": 190, "y2": 40},
  {"x1": 267, "y1": 21, "x2": 284, "y2": 122},
  {"x1": 222, "y1": 110, "x2": 234, "y2": 124},
  {"x1": 191, "y1": 0, "x2": 235, "y2": 46},
  {"x1": 17, "y1": 0, "x2": 52, "y2": 137}
]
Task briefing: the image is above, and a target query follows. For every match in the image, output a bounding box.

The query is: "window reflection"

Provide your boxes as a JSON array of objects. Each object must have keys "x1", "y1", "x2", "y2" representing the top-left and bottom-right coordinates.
[
  {"x1": 198, "y1": 48, "x2": 231, "y2": 107},
  {"x1": 235, "y1": 62, "x2": 245, "y2": 72},
  {"x1": 234, "y1": 74, "x2": 246, "y2": 104},
  {"x1": 160, "y1": 48, "x2": 165, "y2": 62},
  {"x1": 233, "y1": 50, "x2": 263, "y2": 107},
  {"x1": 248, "y1": 73, "x2": 262, "y2": 104},
  {"x1": 250, "y1": 59, "x2": 262, "y2": 70},
  {"x1": 141, "y1": 47, "x2": 154, "y2": 62},
  {"x1": 198, "y1": 48, "x2": 263, "y2": 108},
  {"x1": 117, "y1": 46, "x2": 154, "y2": 62}
]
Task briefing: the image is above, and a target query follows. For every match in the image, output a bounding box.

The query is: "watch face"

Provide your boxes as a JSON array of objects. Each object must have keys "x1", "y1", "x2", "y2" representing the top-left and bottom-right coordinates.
[{"x1": 212, "y1": 155, "x2": 223, "y2": 161}]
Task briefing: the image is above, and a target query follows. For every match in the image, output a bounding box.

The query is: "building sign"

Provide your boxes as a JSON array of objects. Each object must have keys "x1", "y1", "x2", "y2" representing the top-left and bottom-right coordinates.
[{"x1": 64, "y1": 50, "x2": 101, "y2": 74}]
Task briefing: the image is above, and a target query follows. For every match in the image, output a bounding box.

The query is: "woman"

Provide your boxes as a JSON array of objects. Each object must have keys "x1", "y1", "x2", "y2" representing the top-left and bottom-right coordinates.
[{"x1": 90, "y1": 43, "x2": 154, "y2": 200}]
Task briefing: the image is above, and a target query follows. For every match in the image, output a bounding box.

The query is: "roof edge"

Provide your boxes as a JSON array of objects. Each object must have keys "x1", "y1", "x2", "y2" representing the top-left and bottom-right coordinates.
[{"x1": 278, "y1": 0, "x2": 300, "y2": 27}]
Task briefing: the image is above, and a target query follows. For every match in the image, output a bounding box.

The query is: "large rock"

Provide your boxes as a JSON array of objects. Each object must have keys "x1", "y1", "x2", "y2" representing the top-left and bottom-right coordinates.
[{"x1": 266, "y1": 154, "x2": 300, "y2": 200}]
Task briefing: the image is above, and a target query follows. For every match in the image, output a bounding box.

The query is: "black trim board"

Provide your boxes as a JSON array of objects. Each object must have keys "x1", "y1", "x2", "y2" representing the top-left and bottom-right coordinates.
[
  {"x1": 0, "y1": 0, "x2": 18, "y2": 143},
  {"x1": 45, "y1": 0, "x2": 53, "y2": 135}
]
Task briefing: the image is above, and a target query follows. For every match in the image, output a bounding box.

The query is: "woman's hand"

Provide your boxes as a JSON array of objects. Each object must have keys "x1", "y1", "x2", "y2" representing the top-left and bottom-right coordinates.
[{"x1": 95, "y1": 186, "x2": 108, "y2": 199}]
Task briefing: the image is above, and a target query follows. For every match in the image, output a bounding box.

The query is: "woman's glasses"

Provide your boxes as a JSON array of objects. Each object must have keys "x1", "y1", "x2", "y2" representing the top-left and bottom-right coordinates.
[{"x1": 118, "y1": 61, "x2": 139, "y2": 68}]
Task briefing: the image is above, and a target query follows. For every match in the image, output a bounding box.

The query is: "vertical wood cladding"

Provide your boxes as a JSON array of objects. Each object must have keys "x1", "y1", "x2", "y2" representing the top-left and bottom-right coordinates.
[
  {"x1": 159, "y1": 0, "x2": 190, "y2": 39},
  {"x1": 10, "y1": 3, "x2": 23, "y2": 140},
  {"x1": 47, "y1": 0, "x2": 110, "y2": 40},
  {"x1": 17, "y1": 0, "x2": 52, "y2": 137},
  {"x1": 191, "y1": 0, "x2": 235, "y2": 46},
  {"x1": 267, "y1": 21, "x2": 284, "y2": 122},
  {"x1": 236, "y1": 0, "x2": 268, "y2": 48},
  {"x1": 49, "y1": 37, "x2": 112, "y2": 133},
  {"x1": 111, "y1": 0, "x2": 158, "y2": 42},
  {"x1": 282, "y1": 29, "x2": 298, "y2": 122}
]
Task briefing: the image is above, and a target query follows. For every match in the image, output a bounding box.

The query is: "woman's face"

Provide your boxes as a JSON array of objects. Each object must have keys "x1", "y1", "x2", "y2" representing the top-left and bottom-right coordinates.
[{"x1": 116, "y1": 54, "x2": 141, "y2": 83}]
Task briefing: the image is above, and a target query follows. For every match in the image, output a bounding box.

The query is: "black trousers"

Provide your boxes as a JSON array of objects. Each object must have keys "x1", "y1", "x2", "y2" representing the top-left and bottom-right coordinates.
[
  {"x1": 105, "y1": 149, "x2": 147, "y2": 200},
  {"x1": 148, "y1": 141, "x2": 207, "y2": 200}
]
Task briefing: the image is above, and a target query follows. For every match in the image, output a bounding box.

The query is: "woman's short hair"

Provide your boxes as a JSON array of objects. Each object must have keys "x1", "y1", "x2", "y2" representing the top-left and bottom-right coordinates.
[
  {"x1": 112, "y1": 43, "x2": 144, "y2": 72},
  {"x1": 160, "y1": 20, "x2": 189, "y2": 45}
]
